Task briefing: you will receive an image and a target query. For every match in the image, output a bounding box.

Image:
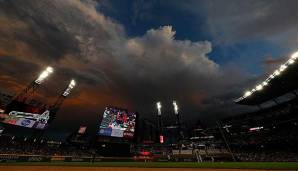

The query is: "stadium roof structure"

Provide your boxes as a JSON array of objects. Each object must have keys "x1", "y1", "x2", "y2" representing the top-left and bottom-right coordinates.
[{"x1": 235, "y1": 51, "x2": 298, "y2": 105}]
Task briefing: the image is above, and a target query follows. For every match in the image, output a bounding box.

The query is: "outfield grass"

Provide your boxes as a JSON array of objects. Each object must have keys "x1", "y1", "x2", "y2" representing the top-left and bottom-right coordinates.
[{"x1": 1, "y1": 162, "x2": 298, "y2": 170}]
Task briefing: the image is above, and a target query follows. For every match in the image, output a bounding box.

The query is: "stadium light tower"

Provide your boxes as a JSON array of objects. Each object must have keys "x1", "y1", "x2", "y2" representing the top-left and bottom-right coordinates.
[
  {"x1": 156, "y1": 101, "x2": 163, "y2": 143},
  {"x1": 11, "y1": 66, "x2": 54, "y2": 103},
  {"x1": 62, "y1": 79, "x2": 76, "y2": 97},
  {"x1": 156, "y1": 101, "x2": 162, "y2": 116},
  {"x1": 173, "y1": 100, "x2": 181, "y2": 125},
  {"x1": 173, "y1": 100, "x2": 179, "y2": 115},
  {"x1": 34, "y1": 66, "x2": 54, "y2": 84},
  {"x1": 173, "y1": 100, "x2": 184, "y2": 140},
  {"x1": 49, "y1": 79, "x2": 77, "y2": 123}
]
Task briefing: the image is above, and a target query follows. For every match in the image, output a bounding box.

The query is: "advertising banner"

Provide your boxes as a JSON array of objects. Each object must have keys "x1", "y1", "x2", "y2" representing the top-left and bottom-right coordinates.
[
  {"x1": 0, "y1": 155, "x2": 51, "y2": 162},
  {"x1": 3, "y1": 118, "x2": 17, "y2": 125},
  {"x1": 78, "y1": 126, "x2": 87, "y2": 134},
  {"x1": 0, "y1": 110, "x2": 50, "y2": 130},
  {"x1": 111, "y1": 129, "x2": 123, "y2": 137},
  {"x1": 15, "y1": 118, "x2": 36, "y2": 128},
  {"x1": 99, "y1": 128, "x2": 112, "y2": 136}
]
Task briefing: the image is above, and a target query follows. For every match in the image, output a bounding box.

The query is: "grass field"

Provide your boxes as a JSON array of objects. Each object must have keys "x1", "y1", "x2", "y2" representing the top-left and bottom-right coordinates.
[{"x1": 1, "y1": 162, "x2": 298, "y2": 170}]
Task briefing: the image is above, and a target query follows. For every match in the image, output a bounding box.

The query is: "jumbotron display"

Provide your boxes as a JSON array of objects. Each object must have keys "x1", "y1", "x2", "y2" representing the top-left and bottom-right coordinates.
[{"x1": 98, "y1": 107, "x2": 136, "y2": 139}]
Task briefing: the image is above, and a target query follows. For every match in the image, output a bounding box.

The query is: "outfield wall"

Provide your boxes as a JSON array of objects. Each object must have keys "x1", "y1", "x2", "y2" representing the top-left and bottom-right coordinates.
[
  {"x1": 0, "y1": 166, "x2": 294, "y2": 171},
  {"x1": 0, "y1": 154, "x2": 196, "y2": 163}
]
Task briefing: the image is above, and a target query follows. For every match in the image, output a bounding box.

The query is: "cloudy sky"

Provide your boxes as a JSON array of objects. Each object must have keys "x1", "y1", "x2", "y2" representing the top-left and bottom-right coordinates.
[{"x1": 0, "y1": 0, "x2": 297, "y2": 137}]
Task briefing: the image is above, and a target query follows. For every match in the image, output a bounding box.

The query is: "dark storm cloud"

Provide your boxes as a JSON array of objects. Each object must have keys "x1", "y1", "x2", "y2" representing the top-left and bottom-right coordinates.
[
  {"x1": 0, "y1": 56, "x2": 40, "y2": 92},
  {"x1": 0, "y1": 1, "x2": 81, "y2": 61},
  {"x1": 195, "y1": 0, "x2": 298, "y2": 46},
  {"x1": 0, "y1": 56, "x2": 38, "y2": 78},
  {"x1": 0, "y1": 0, "x2": 250, "y2": 130}
]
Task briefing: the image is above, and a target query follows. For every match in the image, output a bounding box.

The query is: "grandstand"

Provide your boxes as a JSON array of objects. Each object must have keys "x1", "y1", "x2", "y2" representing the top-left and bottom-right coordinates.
[{"x1": 221, "y1": 53, "x2": 298, "y2": 162}]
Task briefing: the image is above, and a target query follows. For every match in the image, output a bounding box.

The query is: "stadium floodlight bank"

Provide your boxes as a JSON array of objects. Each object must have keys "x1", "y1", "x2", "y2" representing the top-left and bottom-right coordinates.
[
  {"x1": 63, "y1": 79, "x2": 76, "y2": 97},
  {"x1": 156, "y1": 102, "x2": 162, "y2": 116},
  {"x1": 173, "y1": 100, "x2": 178, "y2": 115},
  {"x1": 1, "y1": 67, "x2": 77, "y2": 130},
  {"x1": 34, "y1": 66, "x2": 54, "y2": 85},
  {"x1": 235, "y1": 50, "x2": 298, "y2": 104}
]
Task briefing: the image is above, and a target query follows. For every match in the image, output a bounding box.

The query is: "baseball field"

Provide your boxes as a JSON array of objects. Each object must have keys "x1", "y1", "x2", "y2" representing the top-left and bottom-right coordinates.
[{"x1": 1, "y1": 162, "x2": 298, "y2": 171}]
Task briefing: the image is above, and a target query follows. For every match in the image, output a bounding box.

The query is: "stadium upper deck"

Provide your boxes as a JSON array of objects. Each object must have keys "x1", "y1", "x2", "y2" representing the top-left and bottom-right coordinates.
[{"x1": 235, "y1": 51, "x2": 298, "y2": 105}]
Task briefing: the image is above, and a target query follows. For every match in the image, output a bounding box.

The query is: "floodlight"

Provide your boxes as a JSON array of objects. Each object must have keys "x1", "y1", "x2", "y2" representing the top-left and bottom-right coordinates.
[
  {"x1": 156, "y1": 102, "x2": 162, "y2": 116},
  {"x1": 291, "y1": 51, "x2": 298, "y2": 59},
  {"x1": 70, "y1": 79, "x2": 76, "y2": 87},
  {"x1": 63, "y1": 79, "x2": 77, "y2": 97},
  {"x1": 288, "y1": 59, "x2": 295, "y2": 64},
  {"x1": 35, "y1": 66, "x2": 54, "y2": 84},
  {"x1": 256, "y1": 84, "x2": 263, "y2": 91},
  {"x1": 46, "y1": 66, "x2": 54, "y2": 73},
  {"x1": 173, "y1": 100, "x2": 179, "y2": 115},
  {"x1": 279, "y1": 65, "x2": 287, "y2": 72},
  {"x1": 262, "y1": 81, "x2": 268, "y2": 86},
  {"x1": 274, "y1": 70, "x2": 280, "y2": 76},
  {"x1": 244, "y1": 91, "x2": 252, "y2": 97},
  {"x1": 157, "y1": 102, "x2": 161, "y2": 110},
  {"x1": 238, "y1": 50, "x2": 298, "y2": 101}
]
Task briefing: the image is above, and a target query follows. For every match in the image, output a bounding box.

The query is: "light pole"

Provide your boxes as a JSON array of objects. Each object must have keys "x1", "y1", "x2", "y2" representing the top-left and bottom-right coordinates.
[
  {"x1": 173, "y1": 100, "x2": 184, "y2": 146},
  {"x1": 173, "y1": 100, "x2": 180, "y2": 124},
  {"x1": 156, "y1": 102, "x2": 163, "y2": 143}
]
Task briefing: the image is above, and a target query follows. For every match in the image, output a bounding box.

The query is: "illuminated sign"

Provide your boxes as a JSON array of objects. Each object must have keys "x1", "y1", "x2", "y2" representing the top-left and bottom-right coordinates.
[
  {"x1": 159, "y1": 135, "x2": 164, "y2": 144},
  {"x1": 78, "y1": 126, "x2": 87, "y2": 134},
  {"x1": 0, "y1": 110, "x2": 50, "y2": 129}
]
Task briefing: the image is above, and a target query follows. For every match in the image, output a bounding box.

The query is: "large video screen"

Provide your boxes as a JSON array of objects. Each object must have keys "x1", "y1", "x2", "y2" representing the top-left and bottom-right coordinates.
[
  {"x1": 0, "y1": 101, "x2": 49, "y2": 129},
  {"x1": 98, "y1": 107, "x2": 136, "y2": 139}
]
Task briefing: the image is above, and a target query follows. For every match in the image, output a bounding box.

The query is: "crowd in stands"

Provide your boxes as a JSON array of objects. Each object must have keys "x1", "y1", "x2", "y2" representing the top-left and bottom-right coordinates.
[
  {"x1": 1, "y1": 131, "x2": 298, "y2": 162},
  {"x1": 1, "y1": 101, "x2": 298, "y2": 162},
  {"x1": 0, "y1": 134, "x2": 93, "y2": 157},
  {"x1": 222, "y1": 98, "x2": 298, "y2": 162},
  {"x1": 235, "y1": 151, "x2": 298, "y2": 162}
]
